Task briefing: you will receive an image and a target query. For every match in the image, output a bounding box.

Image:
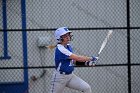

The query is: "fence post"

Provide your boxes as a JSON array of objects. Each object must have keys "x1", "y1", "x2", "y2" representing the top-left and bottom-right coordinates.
[
  {"x1": 126, "y1": 0, "x2": 131, "y2": 93},
  {"x1": 21, "y1": 0, "x2": 29, "y2": 92}
]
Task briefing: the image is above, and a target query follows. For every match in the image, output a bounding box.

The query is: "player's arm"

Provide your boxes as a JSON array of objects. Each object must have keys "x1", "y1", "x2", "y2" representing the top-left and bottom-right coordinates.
[
  {"x1": 69, "y1": 53, "x2": 92, "y2": 62},
  {"x1": 69, "y1": 54, "x2": 99, "y2": 66},
  {"x1": 72, "y1": 59, "x2": 96, "y2": 66},
  {"x1": 58, "y1": 45, "x2": 98, "y2": 66},
  {"x1": 58, "y1": 45, "x2": 92, "y2": 62},
  {"x1": 69, "y1": 54, "x2": 93, "y2": 66}
]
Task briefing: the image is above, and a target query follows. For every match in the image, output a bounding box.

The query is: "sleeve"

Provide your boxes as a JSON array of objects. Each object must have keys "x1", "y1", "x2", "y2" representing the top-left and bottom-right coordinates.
[{"x1": 57, "y1": 45, "x2": 73, "y2": 57}]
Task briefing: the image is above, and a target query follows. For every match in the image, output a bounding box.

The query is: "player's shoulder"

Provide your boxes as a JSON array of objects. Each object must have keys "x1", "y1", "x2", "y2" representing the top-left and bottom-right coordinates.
[
  {"x1": 57, "y1": 44, "x2": 64, "y2": 48},
  {"x1": 56, "y1": 44, "x2": 72, "y2": 56},
  {"x1": 56, "y1": 44, "x2": 66, "y2": 52}
]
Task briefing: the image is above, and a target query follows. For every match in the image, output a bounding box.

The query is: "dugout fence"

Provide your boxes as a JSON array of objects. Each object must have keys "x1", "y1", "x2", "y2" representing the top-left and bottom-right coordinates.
[{"x1": 0, "y1": 0, "x2": 140, "y2": 93}]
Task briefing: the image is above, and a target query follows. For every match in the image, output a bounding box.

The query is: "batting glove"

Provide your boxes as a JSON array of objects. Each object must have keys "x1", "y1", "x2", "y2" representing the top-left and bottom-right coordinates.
[
  {"x1": 91, "y1": 56, "x2": 99, "y2": 61},
  {"x1": 85, "y1": 61, "x2": 96, "y2": 66}
]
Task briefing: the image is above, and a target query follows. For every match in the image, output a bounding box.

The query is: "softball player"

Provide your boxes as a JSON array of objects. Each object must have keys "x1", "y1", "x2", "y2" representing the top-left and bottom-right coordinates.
[{"x1": 50, "y1": 27, "x2": 98, "y2": 93}]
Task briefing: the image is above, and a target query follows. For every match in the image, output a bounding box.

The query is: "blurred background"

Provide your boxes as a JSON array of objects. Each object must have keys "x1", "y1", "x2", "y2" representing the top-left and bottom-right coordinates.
[{"x1": 0, "y1": 0, "x2": 140, "y2": 93}]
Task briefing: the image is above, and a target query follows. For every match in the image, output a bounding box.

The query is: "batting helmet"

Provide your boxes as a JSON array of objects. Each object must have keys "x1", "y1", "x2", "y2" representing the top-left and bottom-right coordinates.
[{"x1": 54, "y1": 27, "x2": 72, "y2": 42}]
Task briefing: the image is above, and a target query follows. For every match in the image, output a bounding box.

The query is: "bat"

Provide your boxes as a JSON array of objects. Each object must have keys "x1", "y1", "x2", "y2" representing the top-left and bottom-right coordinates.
[{"x1": 97, "y1": 30, "x2": 113, "y2": 57}]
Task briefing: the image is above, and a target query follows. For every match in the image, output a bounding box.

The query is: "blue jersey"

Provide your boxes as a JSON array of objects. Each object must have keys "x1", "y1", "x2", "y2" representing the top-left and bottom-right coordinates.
[{"x1": 55, "y1": 44, "x2": 74, "y2": 73}]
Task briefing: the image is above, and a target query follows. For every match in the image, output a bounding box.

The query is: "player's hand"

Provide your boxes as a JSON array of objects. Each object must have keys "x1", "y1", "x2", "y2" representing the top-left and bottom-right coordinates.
[
  {"x1": 91, "y1": 56, "x2": 99, "y2": 61},
  {"x1": 85, "y1": 61, "x2": 96, "y2": 66}
]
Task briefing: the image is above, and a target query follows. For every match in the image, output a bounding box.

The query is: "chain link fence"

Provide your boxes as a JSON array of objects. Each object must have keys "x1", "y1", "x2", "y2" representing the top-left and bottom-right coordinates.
[{"x1": 0, "y1": 0, "x2": 140, "y2": 93}]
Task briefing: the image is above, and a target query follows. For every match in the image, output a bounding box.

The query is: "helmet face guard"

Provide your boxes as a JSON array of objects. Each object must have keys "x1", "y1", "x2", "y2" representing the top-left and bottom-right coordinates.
[
  {"x1": 55, "y1": 27, "x2": 72, "y2": 42},
  {"x1": 60, "y1": 33, "x2": 73, "y2": 41}
]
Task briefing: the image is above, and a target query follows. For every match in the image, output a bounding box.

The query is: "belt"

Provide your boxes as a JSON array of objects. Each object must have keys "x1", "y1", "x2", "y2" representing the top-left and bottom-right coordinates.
[{"x1": 59, "y1": 71, "x2": 72, "y2": 75}]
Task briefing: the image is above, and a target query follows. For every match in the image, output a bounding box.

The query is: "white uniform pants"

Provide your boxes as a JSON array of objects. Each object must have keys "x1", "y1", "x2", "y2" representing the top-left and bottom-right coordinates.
[{"x1": 50, "y1": 71, "x2": 92, "y2": 93}]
